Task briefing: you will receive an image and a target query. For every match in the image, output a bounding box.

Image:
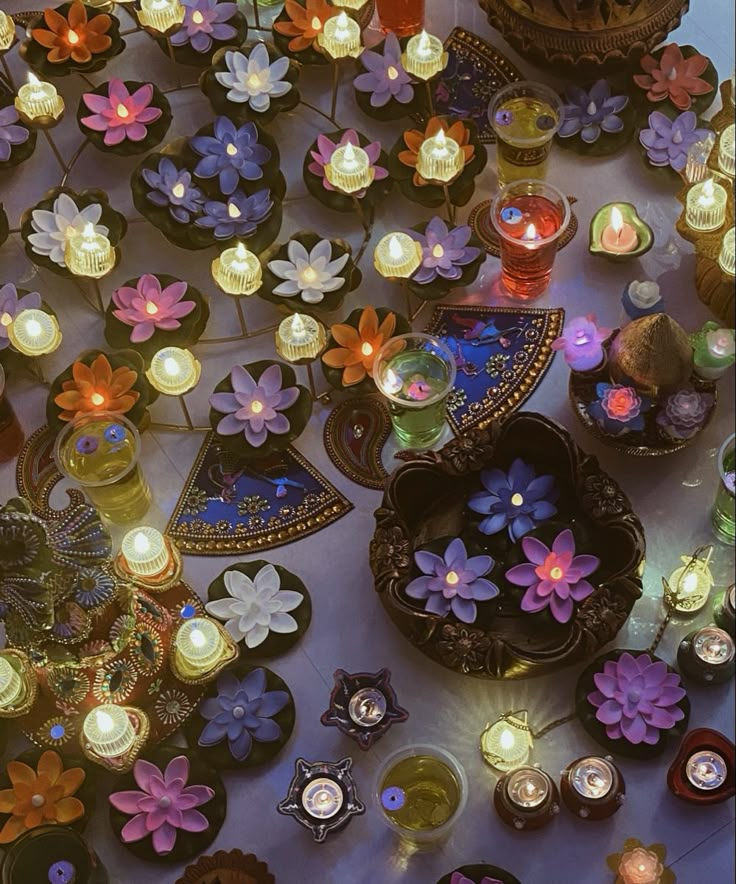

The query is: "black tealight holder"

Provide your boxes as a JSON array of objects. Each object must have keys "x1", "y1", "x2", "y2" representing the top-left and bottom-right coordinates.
[
  {"x1": 559, "y1": 755, "x2": 625, "y2": 821},
  {"x1": 677, "y1": 626, "x2": 736, "y2": 684},
  {"x1": 493, "y1": 766, "x2": 560, "y2": 831}
]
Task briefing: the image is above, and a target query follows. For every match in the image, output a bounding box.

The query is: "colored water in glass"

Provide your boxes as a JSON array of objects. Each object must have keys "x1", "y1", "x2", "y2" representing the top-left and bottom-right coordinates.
[
  {"x1": 0, "y1": 369, "x2": 24, "y2": 463},
  {"x1": 380, "y1": 753, "x2": 461, "y2": 833},
  {"x1": 57, "y1": 420, "x2": 151, "y2": 524},
  {"x1": 377, "y1": 0, "x2": 425, "y2": 36},
  {"x1": 713, "y1": 435, "x2": 735, "y2": 543},
  {"x1": 493, "y1": 194, "x2": 565, "y2": 299},
  {"x1": 381, "y1": 349, "x2": 451, "y2": 448}
]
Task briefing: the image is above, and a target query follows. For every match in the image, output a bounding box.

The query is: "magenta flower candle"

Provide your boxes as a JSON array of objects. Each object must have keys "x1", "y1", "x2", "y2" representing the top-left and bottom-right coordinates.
[
  {"x1": 552, "y1": 314, "x2": 612, "y2": 372},
  {"x1": 111, "y1": 274, "x2": 196, "y2": 342},
  {"x1": 81, "y1": 79, "x2": 163, "y2": 146}
]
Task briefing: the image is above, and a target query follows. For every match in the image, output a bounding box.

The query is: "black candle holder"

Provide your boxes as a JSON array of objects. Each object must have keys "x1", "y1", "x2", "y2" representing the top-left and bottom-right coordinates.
[
  {"x1": 559, "y1": 755, "x2": 625, "y2": 821},
  {"x1": 677, "y1": 626, "x2": 735, "y2": 684},
  {"x1": 493, "y1": 766, "x2": 560, "y2": 831}
]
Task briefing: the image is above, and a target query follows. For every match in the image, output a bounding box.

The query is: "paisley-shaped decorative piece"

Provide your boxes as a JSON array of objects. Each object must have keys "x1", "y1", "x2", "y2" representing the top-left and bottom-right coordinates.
[
  {"x1": 16, "y1": 425, "x2": 86, "y2": 520},
  {"x1": 167, "y1": 433, "x2": 353, "y2": 555},
  {"x1": 323, "y1": 396, "x2": 391, "y2": 491},
  {"x1": 412, "y1": 28, "x2": 523, "y2": 142},
  {"x1": 469, "y1": 197, "x2": 579, "y2": 257},
  {"x1": 423, "y1": 305, "x2": 564, "y2": 435}
]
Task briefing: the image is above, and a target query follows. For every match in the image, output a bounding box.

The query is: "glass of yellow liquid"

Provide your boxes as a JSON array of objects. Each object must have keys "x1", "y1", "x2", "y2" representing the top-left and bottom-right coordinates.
[
  {"x1": 489, "y1": 81, "x2": 563, "y2": 186},
  {"x1": 55, "y1": 412, "x2": 151, "y2": 524},
  {"x1": 375, "y1": 744, "x2": 468, "y2": 848}
]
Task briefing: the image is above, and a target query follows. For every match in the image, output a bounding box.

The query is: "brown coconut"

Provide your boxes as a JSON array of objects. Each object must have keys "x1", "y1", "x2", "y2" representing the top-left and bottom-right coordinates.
[{"x1": 609, "y1": 314, "x2": 692, "y2": 399}]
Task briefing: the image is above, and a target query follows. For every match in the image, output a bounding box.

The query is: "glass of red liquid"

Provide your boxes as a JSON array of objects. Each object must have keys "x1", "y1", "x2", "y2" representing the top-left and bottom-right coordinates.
[
  {"x1": 490, "y1": 179, "x2": 570, "y2": 300},
  {"x1": 376, "y1": 0, "x2": 425, "y2": 37},
  {"x1": 0, "y1": 365, "x2": 24, "y2": 464}
]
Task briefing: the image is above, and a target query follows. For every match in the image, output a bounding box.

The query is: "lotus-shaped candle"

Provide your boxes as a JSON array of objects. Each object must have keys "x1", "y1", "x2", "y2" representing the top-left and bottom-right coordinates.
[
  {"x1": 552, "y1": 314, "x2": 611, "y2": 372},
  {"x1": 190, "y1": 117, "x2": 272, "y2": 195},
  {"x1": 639, "y1": 110, "x2": 713, "y2": 174},
  {"x1": 589, "y1": 203, "x2": 654, "y2": 261},
  {"x1": 557, "y1": 79, "x2": 633, "y2": 156},
  {"x1": 656, "y1": 388, "x2": 714, "y2": 440},
  {"x1": 169, "y1": 0, "x2": 242, "y2": 58},
  {"x1": 354, "y1": 33, "x2": 417, "y2": 120},
  {"x1": 633, "y1": 43, "x2": 715, "y2": 113},
  {"x1": 273, "y1": 0, "x2": 338, "y2": 64},
  {"x1": 405, "y1": 216, "x2": 483, "y2": 301},
  {"x1": 621, "y1": 280, "x2": 664, "y2": 322},
  {"x1": 606, "y1": 840, "x2": 676, "y2": 884},
  {"x1": 196, "y1": 188, "x2": 273, "y2": 240},
  {"x1": 0, "y1": 103, "x2": 33, "y2": 168},
  {"x1": 588, "y1": 382, "x2": 651, "y2": 435},
  {"x1": 79, "y1": 78, "x2": 171, "y2": 154},
  {"x1": 142, "y1": 156, "x2": 204, "y2": 225}
]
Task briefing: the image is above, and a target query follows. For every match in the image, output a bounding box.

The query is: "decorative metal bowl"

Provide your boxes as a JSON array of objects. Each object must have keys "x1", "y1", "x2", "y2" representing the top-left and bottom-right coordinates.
[{"x1": 370, "y1": 413, "x2": 645, "y2": 679}]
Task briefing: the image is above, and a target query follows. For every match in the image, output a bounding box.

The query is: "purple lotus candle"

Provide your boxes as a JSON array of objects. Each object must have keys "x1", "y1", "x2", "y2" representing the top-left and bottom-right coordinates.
[{"x1": 551, "y1": 314, "x2": 611, "y2": 372}]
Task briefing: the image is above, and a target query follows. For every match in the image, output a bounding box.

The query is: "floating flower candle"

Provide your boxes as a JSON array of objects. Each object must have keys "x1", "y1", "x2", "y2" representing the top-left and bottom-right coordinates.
[
  {"x1": 14, "y1": 73, "x2": 64, "y2": 124},
  {"x1": 691, "y1": 321, "x2": 735, "y2": 380},
  {"x1": 719, "y1": 227, "x2": 735, "y2": 275},
  {"x1": 175, "y1": 617, "x2": 225, "y2": 674},
  {"x1": 65, "y1": 222, "x2": 115, "y2": 278},
  {"x1": 0, "y1": 10, "x2": 15, "y2": 51},
  {"x1": 601, "y1": 205, "x2": 639, "y2": 253},
  {"x1": 276, "y1": 312, "x2": 326, "y2": 362},
  {"x1": 121, "y1": 527, "x2": 171, "y2": 577},
  {"x1": 403, "y1": 29, "x2": 445, "y2": 80},
  {"x1": 138, "y1": 0, "x2": 185, "y2": 32},
  {"x1": 374, "y1": 232, "x2": 422, "y2": 278},
  {"x1": 317, "y1": 10, "x2": 361, "y2": 59},
  {"x1": 0, "y1": 655, "x2": 23, "y2": 708},
  {"x1": 617, "y1": 846, "x2": 663, "y2": 884},
  {"x1": 7, "y1": 309, "x2": 62, "y2": 356},
  {"x1": 82, "y1": 705, "x2": 136, "y2": 757},
  {"x1": 719, "y1": 124, "x2": 735, "y2": 177},
  {"x1": 147, "y1": 346, "x2": 201, "y2": 395},
  {"x1": 212, "y1": 241, "x2": 263, "y2": 295},
  {"x1": 324, "y1": 141, "x2": 374, "y2": 194},
  {"x1": 685, "y1": 177, "x2": 728, "y2": 231},
  {"x1": 552, "y1": 314, "x2": 611, "y2": 372},
  {"x1": 416, "y1": 127, "x2": 465, "y2": 183}
]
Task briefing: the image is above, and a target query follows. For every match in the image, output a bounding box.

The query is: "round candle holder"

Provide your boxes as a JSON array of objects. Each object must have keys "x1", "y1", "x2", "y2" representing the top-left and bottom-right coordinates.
[
  {"x1": 589, "y1": 202, "x2": 654, "y2": 261},
  {"x1": 678, "y1": 626, "x2": 735, "y2": 684},
  {"x1": 494, "y1": 766, "x2": 559, "y2": 831},
  {"x1": 560, "y1": 755, "x2": 625, "y2": 821},
  {"x1": 80, "y1": 705, "x2": 150, "y2": 774},
  {"x1": 667, "y1": 728, "x2": 735, "y2": 806},
  {"x1": 713, "y1": 583, "x2": 735, "y2": 633},
  {"x1": 0, "y1": 650, "x2": 38, "y2": 719},
  {"x1": 0, "y1": 825, "x2": 107, "y2": 884},
  {"x1": 115, "y1": 532, "x2": 183, "y2": 592}
]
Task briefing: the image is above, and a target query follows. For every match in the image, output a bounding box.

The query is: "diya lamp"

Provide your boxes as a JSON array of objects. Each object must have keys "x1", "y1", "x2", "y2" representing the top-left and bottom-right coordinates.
[
  {"x1": 65, "y1": 223, "x2": 115, "y2": 279},
  {"x1": 589, "y1": 203, "x2": 654, "y2": 261},
  {"x1": 719, "y1": 227, "x2": 735, "y2": 276},
  {"x1": 116, "y1": 526, "x2": 183, "y2": 589},
  {"x1": 663, "y1": 546, "x2": 715, "y2": 615},
  {"x1": 7, "y1": 309, "x2": 62, "y2": 357},
  {"x1": 0, "y1": 650, "x2": 37, "y2": 717},
  {"x1": 560, "y1": 755, "x2": 625, "y2": 821},
  {"x1": 0, "y1": 9, "x2": 16, "y2": 52},
  {"x1": 137, "y1": 0, "x2": 185, "y2": 33},
  {"x1": 480, "y1": 711, "x2": 533, "y2": 773},
  {"x1": 713, "y1": 583, "x2": 735, "y2": 633},
  {"x1": 685, "y1": 178, "x2": 728, "y2": 232},
  {"x1": 277, "y1": 757, "x2": 365, "y2": 842},
  {"x1": 81, "y1": 703, "x2": 150, "y2": 772},
  {"x1": 493, "y1": 765, "x2": 559, "y2": 831},
  {"x1": 691, "y1": 322, "x2": 735, "y2": 380},
  {"x1": 171, "y1": 616, "x2": 237, "y2": 683},
  {"x1": 677, "y1": 626, "x2": 735, "y2": 684},
  {"x1": 667, "y1": 728, "x2": 735, "y2": 806},
  {"x1": 718, "y1": 124, "x2": 735, "y2": 177},
  {"x1": 14, "y1": 73, "x2": 64, "y2": 126},
  {"x1": 275, "y1": 313, "x2": 327, "y2": 401},
  {"x1": 211, "y1": 242, "x2": 262, "y2": 296}
]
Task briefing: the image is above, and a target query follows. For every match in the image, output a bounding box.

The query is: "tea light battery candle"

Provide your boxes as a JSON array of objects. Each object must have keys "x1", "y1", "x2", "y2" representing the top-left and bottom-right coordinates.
[
  {"x1": 374, "y1": 233, "x2": 422, "y2": 279},
  {"x1": 82, "y1": 705, "x2": 136, "y2": 758},
  {"x1": 494, "y1": 766, "x2": 559, "y2": 831},
  {"x1": 276, "y1": 313, "x2": 326, "y2": 363},
  {"x1": 0, "y1": 655, "x2": 24, "y2": 709},
  {"x1": 601, "y1": 206, "x2": 639, "y2": 253},
  {"x1": 560, "y1": 756, "x2": 625, "y2": 820},
  {"x1": 318, "y1": 11, "x2": 361, "y2": 59},
  {"x1": 324, "y1": 142, "x2": 374, "y2": 194},
  {"x1": 348, "y1": 687, "x2": 387, "y2": 727},
  {"x1": 403, "y1": 30, "x2": 446, "y2": 80},
  {"x1": 65, "y1": 223, "x2": 115, "y2": 278},
  {"x1": 212, "y1": 242, "x2": 262, "y2": 295},
  {"x1": 719, "y1": 227, "x2": 735, "y2": 276},
  {"x1": 175, "y1": 618, "x2": 225, "y2": 675},
  {"x1": 685, "y1": 134, "x2": 716, "y2": 183},
  {"x1": 416, "y1": 128, "x2": 465, "y2": 183},
  {"x1": 718, "y1": 124, "x2": 735, "y2": 177},
  {"x1": 146, "y1": 347, "x2": 201, "y2": 395},
  {"x1": 7, "y1": 309, "x2": 62, "y2": 356},
  {"x1": 686, "y1": 750, "x2": 728, "y2": 791},
  {"x1": 0, "y1": 10, "x2": 15, "y2": 51},
  {"x1": 480, "y1": 711, "x2": 533, "y2": 772},
  {"x1": 678, "y1": 626, "x2": 736, "y2": 684},
  {"x1": 301, "y1": 778, "x2": 344, "y2": 819},
  {"x1": 121, "y1": 527, "x2": 172, "y2": 578},
  {"x1": 138, "y1": 0, "x2": 185, "y2": 32},
  {"x1": 685, "y1": 178, "x2": 728, "y2": 232},
  {"x1": 14, "y1": 73, "x2": 64, "y2": 124}
]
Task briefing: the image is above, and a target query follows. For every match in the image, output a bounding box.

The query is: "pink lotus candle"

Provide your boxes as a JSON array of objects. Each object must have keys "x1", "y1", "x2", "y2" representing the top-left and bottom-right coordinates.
[
  {"x1": 552, "y1": 314, "x2": 612, "y2": 372},
  {"x1": 601, "y1": 206, "x2": 638, "y2": 253},
  {"x1": 81, "y1": 79, "x2": 162, "y2": 146}
]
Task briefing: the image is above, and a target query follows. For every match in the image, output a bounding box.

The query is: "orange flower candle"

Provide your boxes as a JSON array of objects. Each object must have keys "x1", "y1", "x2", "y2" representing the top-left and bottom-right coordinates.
[
  {"x1": 322, "y1": 306, "x2": 396, "y2": 386},
  {"x1": 274, "y1": 0, "x2": 337, "y2": 52},
  {"x1": 54, "y1": 354, "x2": 139, "y2": 422},
  {"x1": 31, "y1": 0, "x2": 112, "y2": 64}
]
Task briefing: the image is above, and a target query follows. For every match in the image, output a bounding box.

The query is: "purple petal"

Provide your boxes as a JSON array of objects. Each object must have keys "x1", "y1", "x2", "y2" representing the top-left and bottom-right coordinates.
[
  {"x1": 549, "y1": 593, "x2": 574, "y2": 622},
  {"x1": 552, "y1": 529, "x2": 575, "y2": 556},
  {"x1": 520, "y1": 587, "x2": 549, "y2": 613},
  {"x1": 505, "y1": 563, "x2": 538, "y2": 586},
  {"x1": 593, "y1": 673, "x2": 617, "y2": 698},
  {"x1": 621, "y1": 713, "x2": 647, "y2": 744},
  {"x1": 595, "y1": 698, "x2": 623, "y2": 724},
  {"x1": 520, "y1": 535, "x2": 549, "y2": 565},
  {"x1": 451, "y1": 597, "x2": 477, "y2": 623},
  {"x1": 120, "y1": 813, "x2": 150, "y2": 844},
  {"x1": 414, "y1": 550, "x2": 445, "y2": 575}
]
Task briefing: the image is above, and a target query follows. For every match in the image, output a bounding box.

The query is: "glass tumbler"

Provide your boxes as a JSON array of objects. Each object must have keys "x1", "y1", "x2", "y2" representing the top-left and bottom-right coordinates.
[
  {"x1": 0, "y1": 365, "x2": 24, "y2": 463},
  {"x1": 376, "y1": 0, "x2": 425, "y2": 37},
  {"x1": 55, "y1": 412, "x2": 151, "y2": 524},
  {"x1": 712, "y1": 433, "x2": 735, "y2": 543},
  {"x1": 1, "y1": 825, "x2": 108, "y2": 884}
]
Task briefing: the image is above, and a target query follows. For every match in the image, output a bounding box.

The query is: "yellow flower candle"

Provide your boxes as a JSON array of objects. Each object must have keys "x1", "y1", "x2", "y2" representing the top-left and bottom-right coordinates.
[
  {"x1": 719, "y1": 227, "x2": 735, "y2": 275},
  {"x1": 8, "y1": 309, "x2": 62, "y2": 356},
  {"x1": 416, "y1": 127, "x2": 465, "y2": 183},
  {"x1": 65, "y1": 222, "x2": 115, "y2": 278},
  {"x1": 211, "y1": 242, "x2": 262, "y2": 295},
  {"x1": 0, "y1": 10, "x2": 15, "y2": 51},
  {"x1": 374, "y1": 232, "x2": 422, "y2": 279},
  {"x1": 403, "y1": 30, "x2": 446, "y2": 80},
  {"x1": 146, "y1": 347, "x2": 201, "y2": 395},
  {"x1": 276, "y1": 312, "x2": 326, "y2": 362},
  {"x1": 175, "y1": 618, "x2": 225, "y2": 675},
  {"x1": 0, "y1": 655, "x2": 23, "y2": 708},
  {"x1": 324, "y1": 142, "x2": 374, "y2": 194},
  {"x1": 685, "y1": 178, "x2": 728, "y2": 232},
  {"x1": 83, "y1": 705, "x2": 136, "y2": 757},
  {"x1": 138, "y1": 0, "x2": 184, "y2": 32},
  {"x1": 14, "y1": 73, "x2": 64, "y2": 124},
  {"x1": 121, "y1": 527, "x2": 171, "y2": 577},
  {"x1": 318, "y1": 10, "x2": 361, "y2": 59},
  {"x1": 718, "y1": 124, "x2": 735, "y2": 177}
]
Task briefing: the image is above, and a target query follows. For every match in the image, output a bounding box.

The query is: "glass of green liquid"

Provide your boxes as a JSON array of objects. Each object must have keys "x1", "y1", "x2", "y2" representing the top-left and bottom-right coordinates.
[
  {"x1": 55, "y1": 412, "x2": 151, "y2": 525},
  {"x1": 374, "y1": 333, "x2": 456, "y2": 449},
  {"x1": 376, "y1": 744, "x2": 468, "y2": 848},
  {"x1": 489, "y1": 81, "x2": 563, "y2": 186},
  {"x1": 712, "y1": 433, "x2": 735, "y2": 544}
]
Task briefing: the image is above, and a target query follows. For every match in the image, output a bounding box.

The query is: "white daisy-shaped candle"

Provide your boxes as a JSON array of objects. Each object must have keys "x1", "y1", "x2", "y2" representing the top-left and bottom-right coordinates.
[
  {"x1": 215, "y1": 43, "x2": 292, "y2": 112},
  {"x1": 268, "y1": 238, "x2": 349, "y2": 304}
]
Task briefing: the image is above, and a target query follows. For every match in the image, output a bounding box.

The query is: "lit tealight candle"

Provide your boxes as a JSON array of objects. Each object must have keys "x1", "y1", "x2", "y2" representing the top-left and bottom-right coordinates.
[
  {"x1": 686, "y1": 750, "x2": 727, "y2": 791},
  {"x1": 561, "y1": 755, "x2": 624, "y2": 820},
  {"x1": 506, "y1": 768, "x2": 550, "y2": 809},
  {"x1": 374, "y1": 232, "x2": 422, "y2": 279},
  {"x1": 617, "y1": 847, "x2": 663, "y2": 884},
  {"x1": 719, "y1": 226, "x2": 735, "y2": 275},
  {"x1": 667, "y1": 552, "x2": 714, "y2": 613},
  {"x1": 211, "y1": 242, "x2": 262, "y2": 296},
  {"x1": 416, "y1": 127, "x2": 465, "y2": 183},
  {"x1": 276, "y1": 312, "x2": 326, "y2": 363},
  {"x1": 324, "y1": 142, "x2": 374, "y2": 194},
  {"x1": 301, "y1": 778, "x2": 344, "y2": 819},
  {"x1": 570, "y1": 756, "x2": 614, "y2": 800},
  {"x1": 0, "y1": 10, "x2": 15, "y2": 51},
  {"x1": 685, "y1": 177, "x2": 728, "y2": 232},
  {"x1": 175, "y1": 617, "x2": 225, "y2": 674},
  {"x1": 121, "y1": 527, "x2": 171, "y2": 577},
  {"x1": 718, "y1": 124, "x2": 735, "y2": 177},
  {"x1": 138, "y1": 0, "x2": 185, "y2": 32},
  {"x1": 317, "y1": 10, "x2": 361, "y2": 59},
  {"x1": 14, "y1": 72, "x2": 64, "y2": 124},
  {"x1": 403, "y1": 30, "x2": 446, "y2": 80},
  {"x1": 0, "y1": 655, "x2": 23, "y2": 708},
  {"x1": 480, "y1": 711, "x2": 533, "y2": 772},
  {"x1": 65, "y1": 222, "x2": 115, "y2": 279},
  {"x1": 7, "y1": 309, "x2": 62, "y2": 356},
  {"x1": 82, "y1": 705, "x2": 136, "y2": 758},
  {"x1": 146, "y1": 346, "x2": 201, "y2": 396},
  {"x1": 685, "y1": 133, "x2": 716, "y2": 183},
  {"x1": 600, "y1": 206, "x2": 639, "y2": 253}
]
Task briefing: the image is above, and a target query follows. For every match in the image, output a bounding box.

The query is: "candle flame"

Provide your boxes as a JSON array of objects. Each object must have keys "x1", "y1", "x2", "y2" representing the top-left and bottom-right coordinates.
[
  {"x1": 133, "y1": 531, "x2": 151, "y2": 554},
  {"x1": 343, "y1": 142, "x2": 356, "y2": 164},
  {"x1": 189, "y1": 627, "x2": 206, "y2": 648},
  {"x1": 192, "y1": 9, "x2": 204, "y2": 23},
  {"x1": 25, "y1": 318, "x2": 42, "y2": 338},
  {"x1": 226, "y1": 142, "x2": 238, "y2": 156},
  {"x1": 27, "y1": 72, "x2": 41, "y2": 87},
  {"x1": 417, "y1": 30, "x2": 430, "y2": 54},
  {"x1": 96, "y1": 710, "x2": 115, "y2": 733},
  {"x1": 434, "y1": 128, "x2": 447, "y2": 150},
  {"x1": 116, "y1": 103, "x2": 129, "y2": 118},
  {"x1": 336, "y1": 10, "x2": 349, "y2": 28},
  {"x1": 81, "y1": 222, "x2": 96, "y2": 241},
  {"x1": 247, "y1": 73, "x2": 261, "y2": 90},
  {"x1": 387, "y1": 65, "x2": 399, "y2": 80},
  {"x1": 361, "y1": 342, "x2": 373, "y2": 356},
  {"x1": 432, "y1": 244, "x2": 445, "y2": 259},
  {"x1": 145, "y1": 301, "x2": 159, "y2": 315},
  {"x1": 67, "y1": 29, "x2": 79, "y2": 44},
  {"x1": 0, "y1": 313, "x2": 12, "y2": 328},
  {"x1": 292, "y1": 313, "x2": 306, "y2": 335},
  {"x1": 500, "y1": 728, "x2": 515, "y2": 749},
  {"x1": 311, "y1": 15, "x2": 321, "y2": 29},
  {"x1": 610, "y1": 206, "x2": 624, "y2": 234},
  {"x1": 251, "y1": 400, "x2": 264, "y2": 414},
  {"x1": 522, "y1": 223, "x2": 537, "y2": 241},
  {"x1": 228, "y1": 202, "x2": 241, "y2": 219},
  {"x1": 91, "y1": 392, "x2": 105, "y2": 407},
  {"x1": 234, "y1": 242, "x2": 248, "y2": 259},
  {"x1": 703, "y1": 178, "x2": 715, "y2": 199},
  {"x1": 388, "y1": 235, "x2": 403, "y2": 260},
  {"x1": 302, "y1": 266, "x2": 317, "y2": 283},
  {"x1": 171, "y1": 182, "x2": 185, "y2": 199},
  {"x1": 163, "y1": 356, "x2": 180, "y2": 376}
]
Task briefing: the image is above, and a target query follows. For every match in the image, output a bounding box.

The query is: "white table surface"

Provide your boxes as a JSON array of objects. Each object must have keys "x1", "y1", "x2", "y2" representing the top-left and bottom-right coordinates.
[{"x1": 0, "y1": 1, "x2": 734, "y2": 882}]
